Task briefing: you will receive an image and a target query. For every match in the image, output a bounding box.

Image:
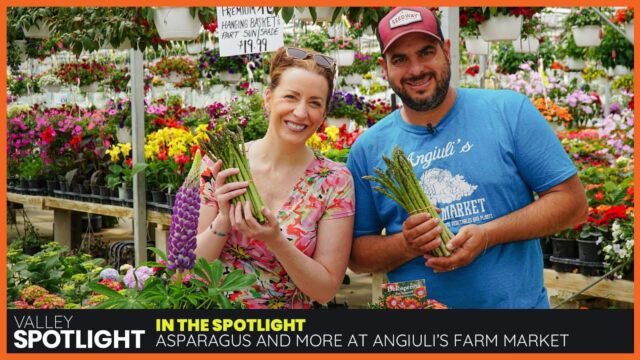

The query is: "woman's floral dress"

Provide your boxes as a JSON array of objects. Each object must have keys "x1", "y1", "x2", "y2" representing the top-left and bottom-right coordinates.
[{"x1": 199, "y1": 153, "x2": 355, "y2": 309}]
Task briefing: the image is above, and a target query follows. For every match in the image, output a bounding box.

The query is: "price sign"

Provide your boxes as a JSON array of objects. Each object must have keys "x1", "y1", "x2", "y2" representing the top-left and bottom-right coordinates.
[{"x1": 217, "y1": 7, "x2": 284, "y2": 57}]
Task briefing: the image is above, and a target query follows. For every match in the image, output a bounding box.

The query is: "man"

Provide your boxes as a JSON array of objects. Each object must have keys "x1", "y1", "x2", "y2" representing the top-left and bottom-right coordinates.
[{"x1": 346, "y1": 7, "x2": 588, "y2": 308}]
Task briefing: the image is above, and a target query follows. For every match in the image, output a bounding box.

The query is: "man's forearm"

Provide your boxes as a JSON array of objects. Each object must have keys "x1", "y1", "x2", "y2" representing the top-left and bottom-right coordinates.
[
  {"x1": 349, "y1": 232, "x2": 420, "y2": 274},
  {"x1": 483, "y1": 176, "x2": 588, "y2": 248}
]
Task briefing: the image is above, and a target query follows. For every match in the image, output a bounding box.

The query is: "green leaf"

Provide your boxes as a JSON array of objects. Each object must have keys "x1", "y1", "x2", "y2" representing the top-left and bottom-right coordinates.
[
  {"x1": 219, "y1": 270, "x2": 257, "y2": 292},
  {"x1": 148, "y1": 247, "x2": 168, "y2": 262},
  {"x1": 281, "y1": 7, "x2": 294, "y2": 23},
  {"x1": 87, "y1": 283, "x2": 124, "y2": 298}
]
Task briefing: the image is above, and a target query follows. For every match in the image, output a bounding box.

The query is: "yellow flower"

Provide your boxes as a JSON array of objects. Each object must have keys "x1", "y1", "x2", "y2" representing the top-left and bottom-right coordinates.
[
  {"x1": 105, "y1": 145, "x2": 121, "y2": 162},
  {"x1": 118, "y1": 143, "x2": 132, "y2": 157},
  {"x1": 325, "y1": 126, "x2": 339, "y2": 142},
  {"x1": 306, "y1": 133, "x2": 322, "y2": 150}
]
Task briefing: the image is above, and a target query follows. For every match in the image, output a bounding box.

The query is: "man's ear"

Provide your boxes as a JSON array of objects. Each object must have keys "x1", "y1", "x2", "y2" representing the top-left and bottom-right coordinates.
[
  {"x1": 443, "y1": 39, "x2": 452, "y2": 62},
  {"x1": 377, "y1": 56, "x2": 388, "y2": 80}
]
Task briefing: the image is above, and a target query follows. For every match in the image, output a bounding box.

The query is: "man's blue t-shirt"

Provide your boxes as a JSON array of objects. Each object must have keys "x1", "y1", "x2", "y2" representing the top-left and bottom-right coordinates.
[{"x1": 346, "y1": 88, "x2": 577, "y2": 309}]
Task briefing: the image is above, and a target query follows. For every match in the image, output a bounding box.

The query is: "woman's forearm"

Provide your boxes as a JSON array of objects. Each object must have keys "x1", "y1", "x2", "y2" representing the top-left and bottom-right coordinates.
[
  {"x1": 195, "y1": 214, "x2": 231, "y2": 262},
  {"x1": 267, "y1": 235, "x2": 345, "y2": 304}
]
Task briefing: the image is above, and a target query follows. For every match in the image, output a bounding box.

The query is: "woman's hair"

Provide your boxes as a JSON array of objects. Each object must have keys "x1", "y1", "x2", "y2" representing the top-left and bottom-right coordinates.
[{"x1": 268, "y1": 47, "x2": 335, "y2": 109}]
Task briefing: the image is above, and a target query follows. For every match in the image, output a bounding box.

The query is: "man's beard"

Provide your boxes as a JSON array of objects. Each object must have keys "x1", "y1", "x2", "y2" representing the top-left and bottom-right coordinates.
[{"x1": 390, "y1": 64, "x2": 451, "y2": 112}]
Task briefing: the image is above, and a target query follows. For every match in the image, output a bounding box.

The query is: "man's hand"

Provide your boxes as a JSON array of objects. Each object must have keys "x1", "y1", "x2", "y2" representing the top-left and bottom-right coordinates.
[
  {"x1": 402, "y1": 212, "x2": 443, "y2": 256},
  {"x1": 425, "y1": 224, "x2": 489, "y2": 272}
]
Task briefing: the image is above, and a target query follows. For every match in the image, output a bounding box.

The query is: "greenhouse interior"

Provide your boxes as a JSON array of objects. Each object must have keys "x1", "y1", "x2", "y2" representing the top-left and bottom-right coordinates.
[{"x1": 5, "y1": 6, "x2": 635, "y2": 310}]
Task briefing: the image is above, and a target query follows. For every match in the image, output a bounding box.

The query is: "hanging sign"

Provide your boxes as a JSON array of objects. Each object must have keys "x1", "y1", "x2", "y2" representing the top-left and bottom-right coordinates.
[{"x1": 216, "y1": 7, "x2": 284, "y2": 57}]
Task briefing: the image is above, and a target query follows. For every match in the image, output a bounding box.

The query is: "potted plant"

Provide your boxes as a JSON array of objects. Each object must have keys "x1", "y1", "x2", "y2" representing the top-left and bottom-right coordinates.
[
  {"x1": 459, "y1": 7, "x2": 490, "y2": 55},
  {"x1": 105, "y1": 142, "x2": 148, "y2": 201},
  {"x1": 326, "y1": 36, "x2": 357, "y2": 66},
  {"x1": 36, "y1": 72, "x2": 63, "y2": 93},
  {"x1": 557, "y1": 32, "x2": 593, "y2": 71},
  {"x1": 339, "y1": 52, "x2": 376, "y2": 86},
  {"x1": 327, "y1": 90, "x2": 369, "y2": 127},
  {"x1": 11, "y1": 7, "x2": 54, "y2": 39},
  {"x1": 295, "y1": 31, "x2": 330, "y2": 53},
  {"x1": 512, "y1": 14, "x2": 544, "y2": 53},
  {"x1": 565, "y1": 7, "x2": 604, "y2": 47},
  {"x1": 294, "y1": 7, "x2": 337, "y2": 22},
  {"x1": 207, "y1": 49, "x2": 247, "y2": 83},
  {"x1": 153, "y1": 7, "x2": 215, "y2": 41},
  {"x1": 149, "y1": 56, "x2": 198, "y2": 87},
  {"x1": 594, "y1": 27, "x2": 634, "y2": 75},
  {"x1": 17, "y1": 155, "x2": 46, "y2": 193},
  {"x1": 476, "y1": 7, "x2": 540, "y2": 42}
]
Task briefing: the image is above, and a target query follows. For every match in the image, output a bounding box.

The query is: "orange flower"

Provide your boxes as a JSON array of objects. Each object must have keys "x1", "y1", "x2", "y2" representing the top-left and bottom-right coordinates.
[
  {"x1": 413, "y1": 286, "x2": 427, "y2": 299},
  {"x1": 385, "y1": 295, "x2": 402, "y2": 309},
  {"x1": 401, "y1": 298, "x2": 420, "y2": 309}
]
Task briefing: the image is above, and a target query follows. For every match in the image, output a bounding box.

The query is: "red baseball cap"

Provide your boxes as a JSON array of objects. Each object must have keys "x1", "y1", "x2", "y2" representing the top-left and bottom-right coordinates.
[{"x1": 377, "y1": 7, "x2": 444, "y2": 54}]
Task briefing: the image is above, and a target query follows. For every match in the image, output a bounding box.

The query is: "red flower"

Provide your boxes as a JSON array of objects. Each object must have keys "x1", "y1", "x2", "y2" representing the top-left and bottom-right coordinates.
[
  {"x1": 594, "y1": 191, "x2": 604, "y2": 201},
  {"x1": 125, "y1": 158, "x2": 133, "y2": 168},
  {"x1": 69, "y1": 135, "x2": 82, "y2": 151},
  {"x1": 41, "y1": 126, "x2": 55, "y2": 144},
  {"x1": 472, "y1": 12, "x2": 485, "y2": 23},
  {"x1": 157, "y1": 151, "x2": 168, "y2": 161}
]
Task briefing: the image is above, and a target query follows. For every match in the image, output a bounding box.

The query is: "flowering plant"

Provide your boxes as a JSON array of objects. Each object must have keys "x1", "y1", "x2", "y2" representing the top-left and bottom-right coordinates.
[
  {"x1": 54, "y1": 61, "x2": 110, "y2": 87},
  {"x1": 459, "y1": 7, "x2": 541, "y2": 37},
  {"x1": 339, "y1": 52, "x2": 377, "y2": 76},
  {"x1": 595, "y1": 26, "x2": 634, "y2": 70},
  {"x1": 149, "y1": 56, "x2": 198, "y2": 88},
  {"x1": 564, "y1": 7, "x2": 603, "y2": 28},
  {"x1": 533, "y1": 98, "x2": 573, "y2": 127},
  {"x1": 205, "y1": 49, "x2": 247, "y2": 75},
  {"x1": 563, "y1": 89, "x2": 601, "y2": 128},
  {"x1": 327, "y1": 90, "x2": 369, "y2": 126},
  {"x1": 611, "y1": 8, "x2": 634, "y2": 24},
  {"x1": 601, "y1": 213, "x2": 634, "y2": 278},
  {"x1": 296, "y1": 31, "x2": 330, "y2": 53},
  {"x1": 306, "y1": 124, "x2": 362, "y2": 163},
  {"x1": 325, "y1": 36, "x2": 357, "y2": 51},
  {"x1": 144, "y1": 127, "x2": 198, "y2": 193},
  {"x1": 597, "y1": 114, "x2": 634, "y2": 163},
  {"x1": 87, "y1": 248, "x2": 257, "y2": 309},
  {"x1": 105, "y1": 142, "x2": 148, "y2": 190},
  {"x1": 364, "y1": 98, "x2": 392, "y2": 126},
  {"x1": 36, "y1": 72, "x2": 62, "y2": 88}
]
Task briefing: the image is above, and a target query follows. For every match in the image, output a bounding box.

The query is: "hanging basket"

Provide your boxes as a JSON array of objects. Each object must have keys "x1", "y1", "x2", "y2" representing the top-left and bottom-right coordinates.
[
  {"x1": 23, "y1": 20, "x2": 50, "y2": 39},
  {"x1": 186, "y1": 42, "x2": 204, "y2": 54},
  {"x1": 330, "y1": 49, "x2": 355, "y2": 67},
  {"x1": 464, "y1": 36, "x2": 490, "y2": 55},
  {"x1": 571, "y1": 26, "x2": 602, "y2": 47},
  {"x1": 624, "y1": 21, "x2": 634, "y2": 43},
  {"x1": 512, "y1": 37, "x2": 539, "y2": 53},
  {"x1": 611, "y1": 65, "x2": 631, "y2": 76},
  {"x1": 565, "y1": 57, "x2": 586, "y2": 71},
  {"x1": 102, "y1": 39, "x2": 132, "y2": 51},
  {"x1": 344, "y1": 74, "x2": 363, "y2": 86},
  {"x1": 478, "y1": 15, "x2": 522, "y2": 42},
  {"x1": 326, "y1": 117, "x2": 352, "y2": 128},
  {"x1": 218, "y1": 71, "x2": 243, "y2": 83},
  {"x1": 295, "y1": 7, "x2": 335, "y2": 22},
  {"x1": 153, "y1": 7, "x2": 202, "y2": 41}
]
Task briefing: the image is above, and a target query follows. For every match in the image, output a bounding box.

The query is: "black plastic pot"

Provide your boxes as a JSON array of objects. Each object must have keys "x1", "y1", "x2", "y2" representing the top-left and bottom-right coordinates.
[
  {"x1": 550, "y1": 256, "x2": 580, "y2": 273},
  {"x1": 151, "y1": 190, "x2": 167, "y2": 205},
  {"x1": 46, "y1": 179, "x2": 59, "y2": 195},
  {"x1": 551, "y1": 237, "x2": 578, "y2": 259},
  {"x1": 577, "y1": 239, "x2": 604, "y2": 262},
  {"x1": 167, "y1": 193, "x2": 176, "y2": 208}
]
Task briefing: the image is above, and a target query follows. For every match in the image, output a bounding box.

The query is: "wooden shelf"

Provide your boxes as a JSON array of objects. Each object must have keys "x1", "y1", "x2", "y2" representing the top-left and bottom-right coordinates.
[
  {"x1": 8, "y1": 193, "x2": 172, "y2": 226},
  {"x1": 544, "y1": 269, "x2": 634, "y2": 303},
  {"x1": 7, "y1": 192, "x2": 46, "y2": 208}
]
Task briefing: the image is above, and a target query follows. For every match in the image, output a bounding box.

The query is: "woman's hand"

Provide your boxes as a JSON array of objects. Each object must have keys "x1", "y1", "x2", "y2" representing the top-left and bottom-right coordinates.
[
  {"x1": 230, "y1": 201, "x2": 283, "y2": 246},
  {"x1": 212, "y1": 159, "x2": 248, "y2": 220}
]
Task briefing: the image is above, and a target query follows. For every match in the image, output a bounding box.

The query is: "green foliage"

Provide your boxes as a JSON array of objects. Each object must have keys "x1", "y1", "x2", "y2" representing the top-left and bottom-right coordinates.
[
  {"x1": 564, "y1": 7, "x2": 604, "y2": 28},
  {"x1": 595, "y1": 27, "x2": 634, "y2": 69},
  {"x1": 17, "y1": 155, "x2": 45, "y2": 180},
  {"x1": 88, "y1": 248, "x2": 256, "y2": 309},
  {"x1": 7, "y1": 242, "x2": 105, "y2": 307},
  {"x1": 612, "y1": 74, "x2": 633, "y2": 91},
  {"x1": 295, "y1": 31, "x2": 330, "y2": 53}
]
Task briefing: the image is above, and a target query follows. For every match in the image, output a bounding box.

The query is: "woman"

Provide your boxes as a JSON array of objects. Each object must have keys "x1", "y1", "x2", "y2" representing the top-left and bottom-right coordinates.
[{"x1": 195, "y1": 47, "x2": 355, "y2": 309}]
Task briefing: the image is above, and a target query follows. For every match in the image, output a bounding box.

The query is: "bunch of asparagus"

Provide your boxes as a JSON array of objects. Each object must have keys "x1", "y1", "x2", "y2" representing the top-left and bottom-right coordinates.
[
  {"x1": 363, "y1": 146, "x2": 453, "y2": 257},
  {"x1": 199, "y1": 126, "x2": 266, "y2": 224}
]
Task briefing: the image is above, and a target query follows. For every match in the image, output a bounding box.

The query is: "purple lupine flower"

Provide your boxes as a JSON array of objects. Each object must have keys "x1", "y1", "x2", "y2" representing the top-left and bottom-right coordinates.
[{"x1": 167, "y1": 187, "x2": 200, "y2": 272}]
